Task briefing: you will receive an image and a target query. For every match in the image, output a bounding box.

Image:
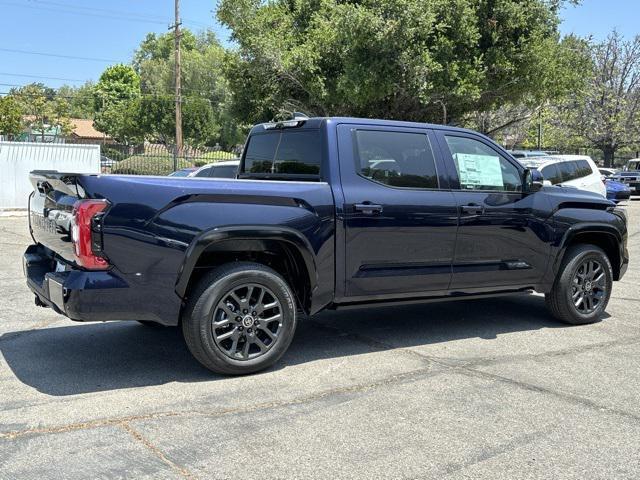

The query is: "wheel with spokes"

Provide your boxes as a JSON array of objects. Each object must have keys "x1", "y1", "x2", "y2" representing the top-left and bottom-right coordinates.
[
  {"x1": 182, "y1": 262, "x2": 297, "y2": 375},
  {"x1": 545, "y1": 244, "x2": 613, "y2": 325}
]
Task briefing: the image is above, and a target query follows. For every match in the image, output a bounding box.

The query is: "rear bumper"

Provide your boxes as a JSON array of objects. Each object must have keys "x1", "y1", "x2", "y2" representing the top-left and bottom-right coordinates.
[
  {"x1": 607, "y1": 190, "x2": 631, "y2": 201},
  {"x1": 24, "y1": 243, "x2": 128, "y2": 322}
]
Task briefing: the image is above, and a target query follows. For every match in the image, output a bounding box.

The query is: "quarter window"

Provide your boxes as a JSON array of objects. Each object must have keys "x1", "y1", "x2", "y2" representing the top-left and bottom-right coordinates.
[
  {"x1": 444, "y1": 136, "x2": 522, "y2": 192},
  {"x1": 354, "y1": 130, "x2": 439, "y2": 189}
]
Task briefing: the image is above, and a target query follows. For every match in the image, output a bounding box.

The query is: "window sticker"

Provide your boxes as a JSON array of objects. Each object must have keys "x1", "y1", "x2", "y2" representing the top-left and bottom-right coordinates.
[{"x1": 454, "y1": 153, "x2": 503, "y2": 188}]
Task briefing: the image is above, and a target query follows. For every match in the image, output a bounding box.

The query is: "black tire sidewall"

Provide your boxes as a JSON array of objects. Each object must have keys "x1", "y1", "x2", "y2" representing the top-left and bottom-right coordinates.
[
  {"x1": 191, "y1": 266, "x2": 297, "y2": 373},
  {"x1": 559, "y1": 247, "x2": 613, "y2": 324}
]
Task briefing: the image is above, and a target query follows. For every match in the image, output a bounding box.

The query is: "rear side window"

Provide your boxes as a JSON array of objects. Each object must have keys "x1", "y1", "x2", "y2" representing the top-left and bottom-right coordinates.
[
  {"x1": 575, "y1": 160, "x2": 593, "y2": 178},
  {"x1": 354, "y1": 130, "x2": 438, "y2": 189},
  {"x1": 557, "y1": 161, "x2": 579, "y2": 182},
  {"x1": 194, "y1": 167, "x2": 214, "y2": 178},
  {"x1": 540, "y1": 164, "x2": 562, "y2": 184},
  {"x1": 242, "y1": 130, "x2": 321, "y2": 177},
  {"x1": 211, "y1": 165, "x2": 238, "y2": 178}
]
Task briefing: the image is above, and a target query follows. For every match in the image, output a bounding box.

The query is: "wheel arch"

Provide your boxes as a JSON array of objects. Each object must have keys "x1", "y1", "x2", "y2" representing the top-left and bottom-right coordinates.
[
  {"x1": 556, "y1": 225, "x2": 623, "y2": 280},
  {"x1": 175, "y1": 226, "x2": 318, "y2": 313}
]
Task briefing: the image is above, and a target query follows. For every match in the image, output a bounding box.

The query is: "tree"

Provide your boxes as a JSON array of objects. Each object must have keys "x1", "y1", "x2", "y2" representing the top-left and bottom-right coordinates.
[
  {"x1": 218, "y1": 0, "x2": 582, "y2": 125},
  {"x1": 134, "y1": 29, "x2": 241, "y2": 147},
  {"x1": 0, "y1": 96, "x2": 23, "y2": 139},
  {"x1": 12, "y1": 83, "x2": 56, "y2": 142},
  {"x1": 559, "y1": 31, "x2": 640, "y2": 166},
  {"x1": 94, "y1": 64, "x2": 143, "y2": 143},
  {"x1": 58, "y1": 82, "x2": 96, "y2": 119}
]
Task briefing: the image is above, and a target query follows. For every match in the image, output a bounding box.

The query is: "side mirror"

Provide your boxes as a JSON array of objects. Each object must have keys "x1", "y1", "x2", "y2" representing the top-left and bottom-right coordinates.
[{"x1": 523, "y1": 168, "x2": 544, "y2": 193}]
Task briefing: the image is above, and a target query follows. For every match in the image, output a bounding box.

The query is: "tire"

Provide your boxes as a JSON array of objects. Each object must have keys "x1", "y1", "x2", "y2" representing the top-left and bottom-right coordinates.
[
  {"x1": 182, "y1": 262, "x2": 297, "y2": 375},
  {"x1": 545, "y1": 244, "x2": 613, "y2": 325}
]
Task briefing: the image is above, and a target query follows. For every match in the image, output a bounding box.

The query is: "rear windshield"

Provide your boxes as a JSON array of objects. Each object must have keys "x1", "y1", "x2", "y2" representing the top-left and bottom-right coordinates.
[{"x1": 241, "y1": 130, "x2": 321, "y2": 179}]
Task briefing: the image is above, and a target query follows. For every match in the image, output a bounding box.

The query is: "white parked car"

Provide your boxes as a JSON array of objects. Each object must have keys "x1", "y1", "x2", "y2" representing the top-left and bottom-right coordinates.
[
  {"x1": 519, "y1": 155, "x2": 606, "y2": 198},
  {"x1": 188, "y1": 159, "x2": 240, "y2": 179}
]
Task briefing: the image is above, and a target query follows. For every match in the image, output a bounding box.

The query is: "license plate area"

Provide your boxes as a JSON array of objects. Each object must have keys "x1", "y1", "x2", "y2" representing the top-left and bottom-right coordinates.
[{"x1": 47, "y1": 276, "x2": 66, "y2": 312}]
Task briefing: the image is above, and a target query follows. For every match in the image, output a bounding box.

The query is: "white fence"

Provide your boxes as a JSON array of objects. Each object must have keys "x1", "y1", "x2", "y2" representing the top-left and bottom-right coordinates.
[{"x1": 0, "y1": 142, "x2": 100, "y2": 209}]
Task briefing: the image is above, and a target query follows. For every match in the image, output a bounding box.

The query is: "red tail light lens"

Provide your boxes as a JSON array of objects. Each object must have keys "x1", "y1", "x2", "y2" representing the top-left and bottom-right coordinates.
[{"x1": 71, "y1": 199, "x2": 110, "y2": 270}]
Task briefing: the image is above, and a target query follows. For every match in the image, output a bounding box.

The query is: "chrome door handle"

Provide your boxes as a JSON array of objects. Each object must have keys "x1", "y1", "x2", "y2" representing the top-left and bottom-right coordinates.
[
  {"x1": 460, "y1": 204, "x2": 484, "y2": 215},
  {"x1": 354, "y1": 203, "x2": 383, "y2": 215}
]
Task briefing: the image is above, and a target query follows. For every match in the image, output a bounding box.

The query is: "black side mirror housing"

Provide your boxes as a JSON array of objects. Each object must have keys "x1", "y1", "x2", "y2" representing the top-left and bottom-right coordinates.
[{"x1": 524, "y1": 168, "x2": 544, "y2": 193}]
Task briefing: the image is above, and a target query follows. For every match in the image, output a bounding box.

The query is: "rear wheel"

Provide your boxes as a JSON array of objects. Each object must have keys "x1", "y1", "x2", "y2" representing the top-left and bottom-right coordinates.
[
  {"x1": 182, "y1": 262, "x2": 297, "y2": 375},
  {"x1": 545, "y1": 244, "x2": 612, "y2": 325}
]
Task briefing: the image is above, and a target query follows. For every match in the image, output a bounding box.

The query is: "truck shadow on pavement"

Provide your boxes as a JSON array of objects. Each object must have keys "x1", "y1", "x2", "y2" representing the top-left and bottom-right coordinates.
[{"x1": 0, "y1": 294, "x2": 576, "y2": 396}]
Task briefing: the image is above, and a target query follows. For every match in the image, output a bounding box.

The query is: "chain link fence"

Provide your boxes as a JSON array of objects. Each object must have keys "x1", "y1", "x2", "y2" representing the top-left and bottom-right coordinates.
[{"x1": 99, "y1": 143, "x2": 241, "y2": 175}]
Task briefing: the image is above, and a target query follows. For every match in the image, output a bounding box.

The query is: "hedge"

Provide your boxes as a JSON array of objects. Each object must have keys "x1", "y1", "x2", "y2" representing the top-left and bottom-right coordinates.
[{"x1": 110, "y1": 155, "x2": 194, "y2": 176}]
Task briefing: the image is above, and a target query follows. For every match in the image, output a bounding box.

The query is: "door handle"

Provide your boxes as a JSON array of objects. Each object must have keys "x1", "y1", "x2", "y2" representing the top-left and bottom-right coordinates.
[
  {"x1": 354, "y1": 203, "x2": 383, "y2": 215},
  {"x1": 460, "y1": 203, "x2": 484, "y2": 215}
]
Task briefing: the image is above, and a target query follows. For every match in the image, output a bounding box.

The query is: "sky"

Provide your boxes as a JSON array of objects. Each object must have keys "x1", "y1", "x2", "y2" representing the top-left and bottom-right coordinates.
[{"x1": 0, "y1": 0, "x2": 638, "y2": 92}]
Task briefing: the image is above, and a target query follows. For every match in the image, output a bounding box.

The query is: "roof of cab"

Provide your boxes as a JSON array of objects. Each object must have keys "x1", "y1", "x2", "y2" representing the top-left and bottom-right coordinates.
[{"x1": 248, "y1": 117, "x2": 479, "y2": 136}]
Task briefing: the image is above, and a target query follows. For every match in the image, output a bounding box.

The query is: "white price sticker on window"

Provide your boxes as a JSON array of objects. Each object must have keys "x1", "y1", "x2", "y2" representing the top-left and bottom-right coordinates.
[{"x1": 455, "y1": 153, "x2": 503, "y2": 188}]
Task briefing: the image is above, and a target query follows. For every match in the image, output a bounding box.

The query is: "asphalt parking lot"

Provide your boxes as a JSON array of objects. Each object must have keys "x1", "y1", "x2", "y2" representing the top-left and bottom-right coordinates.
[{"x1": 1, "y1": 202, "x2": 640, "y2": 480}]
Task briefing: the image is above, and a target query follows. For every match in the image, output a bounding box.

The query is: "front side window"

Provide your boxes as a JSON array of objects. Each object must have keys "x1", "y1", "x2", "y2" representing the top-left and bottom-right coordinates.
[
  {"x1": 243, "y1": 130, "x2": 321, "y2": 176},
  {"x1": 354, "y1": 130, "x2": 438, "y2": 189},
  {"x1": 444, "y1": 136, "x2": 522, "y2": 192}
]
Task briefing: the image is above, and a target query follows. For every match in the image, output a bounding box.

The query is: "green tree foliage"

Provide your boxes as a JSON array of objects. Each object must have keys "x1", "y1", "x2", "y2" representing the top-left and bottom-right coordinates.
[
  {"x1": 134, "y1": 29, "x2": 243, "y2": 148},
  {"x1": 218, "y1": 0, "x2": 584, "y2": 125},
  {"x1": 58, "y1": 82, "x2": 96, "y2": 119},
  {"x1": 0, "y1": 96, "x2": 23, "y2": 138},
  {"x1": 94, "y1": 64, "x2": 143, "y2": 143},
  {"x1": 8, "y1": 83, "x2": 76, "y2": 140},
  {"x1": 557, "y1": 31, "x2": 640, "y2": 166}
]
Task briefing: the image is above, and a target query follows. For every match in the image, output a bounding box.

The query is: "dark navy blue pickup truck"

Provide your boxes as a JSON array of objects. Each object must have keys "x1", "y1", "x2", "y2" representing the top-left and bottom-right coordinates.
[{"x1": 25, "y1": 117, "x2": 629, "y2": 374}]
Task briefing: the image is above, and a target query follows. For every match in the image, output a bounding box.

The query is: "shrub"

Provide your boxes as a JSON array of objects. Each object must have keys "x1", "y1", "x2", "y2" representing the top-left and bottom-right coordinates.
[{"x1": 110, "y1": 155, "x2": 194, "y2": 175}]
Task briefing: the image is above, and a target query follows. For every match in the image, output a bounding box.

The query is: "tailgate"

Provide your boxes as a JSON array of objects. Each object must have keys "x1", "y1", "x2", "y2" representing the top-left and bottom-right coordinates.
[{"x1": 29, "y1": 171, "x2": 86, "y2": 263}]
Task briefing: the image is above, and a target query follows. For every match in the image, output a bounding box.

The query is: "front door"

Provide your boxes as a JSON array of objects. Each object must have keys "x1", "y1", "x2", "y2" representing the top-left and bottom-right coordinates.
[
  {"x1": 337, "y1": 124, "x2": 458, "y2": 300},
  {"x1": 435, "y1": 131, "x2": 553, "y2": 291}
]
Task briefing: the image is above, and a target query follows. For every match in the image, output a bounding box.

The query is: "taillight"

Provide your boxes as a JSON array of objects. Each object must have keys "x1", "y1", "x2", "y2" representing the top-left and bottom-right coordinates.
[{"x1": 70, "y1": 199, "x2": 110, "y2": 270}]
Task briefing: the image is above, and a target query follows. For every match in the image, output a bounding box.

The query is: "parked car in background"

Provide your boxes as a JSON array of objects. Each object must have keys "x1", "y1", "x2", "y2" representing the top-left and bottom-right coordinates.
[
  {"x1": 611, "y1": 159, "x2": 640, "y2": 194},
  {"x1": 25, "y1": 117, "x2": 628, "y2": 375},
  {"x1": 605, "y1": 179, "x2": 632, "y2": 203},
  {"x1": 188, "y1": 160, "x2": 240, "y2": 179},
  {"x1": 100, "y1": 155, "x2": 117, "y2": 172},
  {"x1": 169, "y1": 167, "x2": 198, "y2": 177},
  {"x1": 518, "y1": 155, "x2": 606, "y2": 197},
  {"x1": 599, "y1": 168, "x2": 618, "y2": 178},
  {"x1": 509, "y1": 150, "x2": 550, "y2": 159}
]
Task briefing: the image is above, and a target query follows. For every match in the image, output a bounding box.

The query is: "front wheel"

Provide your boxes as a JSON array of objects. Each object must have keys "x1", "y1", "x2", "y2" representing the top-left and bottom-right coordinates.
[
  {"x1": 545, "y1": 244, "x2": 613, "y2": 325},
  {"x1": 182, "y1": 262, "x2": 297, "y2": 375}
]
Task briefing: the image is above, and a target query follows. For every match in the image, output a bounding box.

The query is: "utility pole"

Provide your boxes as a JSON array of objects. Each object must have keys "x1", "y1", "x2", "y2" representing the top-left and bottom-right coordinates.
[{"x1": 172, "y1": 0, "x2": 183, "y2": 169}]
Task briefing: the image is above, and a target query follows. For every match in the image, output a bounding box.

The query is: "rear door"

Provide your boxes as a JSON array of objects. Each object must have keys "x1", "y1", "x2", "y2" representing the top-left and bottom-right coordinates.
[
  {"x1": 435, "y1": 131, "x2": 551, "y2": 290},
  {"x1": 337, "y1": 124, "x2": 458, "y2": 299}
]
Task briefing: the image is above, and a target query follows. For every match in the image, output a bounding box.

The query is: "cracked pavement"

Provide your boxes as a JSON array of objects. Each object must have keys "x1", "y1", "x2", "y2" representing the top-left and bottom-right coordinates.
[{"x1": 1, "y1": 201, "x2": 640, "y2": 479}]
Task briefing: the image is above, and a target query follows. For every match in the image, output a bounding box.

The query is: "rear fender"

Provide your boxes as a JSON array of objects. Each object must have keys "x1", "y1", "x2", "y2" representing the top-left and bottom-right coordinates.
[{"x1": 175, "y1": 225, "x2": 317, "y2": 302}]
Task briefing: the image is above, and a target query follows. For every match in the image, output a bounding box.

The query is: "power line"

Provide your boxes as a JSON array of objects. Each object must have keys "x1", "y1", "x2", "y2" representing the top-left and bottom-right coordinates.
[
  {"x1": 0, "y1": 0, "x2": 215, "y2": 29},
  {"x1": 0, "y1": 0, "x2": 167, "y2": 25},
  {"x1": 26, "y1": 0, "x2": 214, "y2": 28},
  {"x1": 0, "y1": 47, "x2": 119, "y2": 63},
  {"x1": 0, "y1": 72, "x2": 84, "y2": 82}
]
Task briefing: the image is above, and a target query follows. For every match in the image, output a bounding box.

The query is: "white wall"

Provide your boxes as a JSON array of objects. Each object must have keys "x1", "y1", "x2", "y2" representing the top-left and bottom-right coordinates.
[{"x1": 0, "y1": 142, "x2": 100, "y2": 209}]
